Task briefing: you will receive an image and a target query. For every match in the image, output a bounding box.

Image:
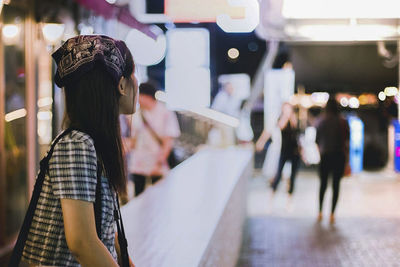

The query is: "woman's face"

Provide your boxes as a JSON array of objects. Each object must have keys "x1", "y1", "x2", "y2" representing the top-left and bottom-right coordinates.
[{"x1": 119, "y1": 73, "x2": 138, "y2": 115}]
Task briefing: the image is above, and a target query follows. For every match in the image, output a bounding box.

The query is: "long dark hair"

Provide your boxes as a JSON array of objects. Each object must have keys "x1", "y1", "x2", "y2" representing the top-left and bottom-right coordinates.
[{"x1": 63, "y1": 50, "x2": 134, "y2": 195}]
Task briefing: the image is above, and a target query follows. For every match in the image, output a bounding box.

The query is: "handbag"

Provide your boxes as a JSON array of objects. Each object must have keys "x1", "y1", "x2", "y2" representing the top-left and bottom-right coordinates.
[
  {"x1": 140, "y1": 112, "x2": 179, "y2": 169},
  {"x1": 8, "y1": 128, "x2": 130, "y2": 267}
]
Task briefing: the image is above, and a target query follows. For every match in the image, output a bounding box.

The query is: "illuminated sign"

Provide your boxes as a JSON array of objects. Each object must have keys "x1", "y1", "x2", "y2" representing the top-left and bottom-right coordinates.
[
  {"x1": 165, "y1": 0, "x2": 259, "y2": 32},
  {"x1": 165, "y1": 28, "x2": 211, "y2": 109},
  {"x1": 165, "y1": 0, "x2": 245, "y2": 22},
  {"x1": 282, "y1": 0, "x2": 400, "y2": 19}
]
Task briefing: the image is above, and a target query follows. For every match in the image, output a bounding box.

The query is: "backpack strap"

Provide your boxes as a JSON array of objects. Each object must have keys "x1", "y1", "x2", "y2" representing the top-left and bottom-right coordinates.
[
  {"x1": 94, "y1": 161, "x2": 103, "y2": 239},
  {"x1": 8, "y1": 128, "x2": 73, "y2": 267},
  {"x1": 109, "y1": 182, "x2": 130, "y2": 267}
]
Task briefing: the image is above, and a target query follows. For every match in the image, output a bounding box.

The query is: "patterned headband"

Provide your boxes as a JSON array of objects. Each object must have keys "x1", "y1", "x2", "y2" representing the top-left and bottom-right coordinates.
[{"x1": 52, "y1": 35, "x2": 129, "y2": 88}]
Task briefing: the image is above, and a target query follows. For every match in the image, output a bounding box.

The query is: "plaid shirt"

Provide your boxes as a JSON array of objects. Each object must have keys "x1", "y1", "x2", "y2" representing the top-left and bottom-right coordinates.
[{"x1": 22, "y1": 130, "x2": 117, "y2": 266}]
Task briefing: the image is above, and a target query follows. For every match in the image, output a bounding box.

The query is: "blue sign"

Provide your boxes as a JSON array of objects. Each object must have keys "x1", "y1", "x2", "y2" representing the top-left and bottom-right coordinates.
[
  {"x1": 393, "y1": 120, "x2": 400, "y2": 172},
  {"x1": 348, "y1": 116, "x2": 364, "y2": 174}
]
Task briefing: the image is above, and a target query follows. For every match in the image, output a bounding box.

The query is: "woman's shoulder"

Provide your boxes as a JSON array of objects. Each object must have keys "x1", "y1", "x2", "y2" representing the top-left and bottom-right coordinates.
[{"x1": 53, "y1": 129, "x2": 96, "y2": 153}]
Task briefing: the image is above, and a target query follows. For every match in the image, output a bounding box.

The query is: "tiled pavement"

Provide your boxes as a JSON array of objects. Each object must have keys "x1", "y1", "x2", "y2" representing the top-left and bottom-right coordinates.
[{"x1": 237, "y1": 169, "x2": 400, "y2": 267}]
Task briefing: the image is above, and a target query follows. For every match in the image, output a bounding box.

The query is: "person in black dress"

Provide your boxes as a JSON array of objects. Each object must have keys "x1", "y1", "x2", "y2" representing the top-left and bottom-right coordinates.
[{"x1": 316, "y1": 98, "x2": 349, "y2": 224}]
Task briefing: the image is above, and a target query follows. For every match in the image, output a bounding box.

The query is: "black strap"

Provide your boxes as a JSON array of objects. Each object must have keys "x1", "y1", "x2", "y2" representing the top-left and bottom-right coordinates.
[
  {"x1": 109, "y1": 182, "x2": 130, "y2": 267},
  {"x1": 8, "y1": 128, "x2": 73, "y2": 267},
  {"x1": 94, "y1": 162, "x2": 103, "y2": 239}
]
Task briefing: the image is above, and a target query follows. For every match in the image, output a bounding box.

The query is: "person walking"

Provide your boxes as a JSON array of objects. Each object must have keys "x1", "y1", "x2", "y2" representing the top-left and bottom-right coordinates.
[
  {"x1": 316, "y1": 98, "x2": 349, "y2": 224},
  {"x1": 16, "y1": 35, "x2": 137, "y2": 267},
  {"x1": 256, "y1": 102, "x2": 300, "y2": 197},
  {"x1": 127, "y1": 82, "x2": 180, "y2": 196}
]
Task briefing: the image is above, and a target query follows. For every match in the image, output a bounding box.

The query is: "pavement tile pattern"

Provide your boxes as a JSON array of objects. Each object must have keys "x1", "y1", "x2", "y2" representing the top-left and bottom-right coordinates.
[
  {"x1": 237, "y1": 170, "x2": 400, "y2": 267},
  {"x1": 238, "y1": 217, "x2": 400, "y2": 267}
]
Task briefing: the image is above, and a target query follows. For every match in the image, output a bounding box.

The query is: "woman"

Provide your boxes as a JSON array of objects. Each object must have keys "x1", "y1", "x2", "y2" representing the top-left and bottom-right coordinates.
[
  {"x1": 316, "y1": 98, "x2": 349, "y2": 224},
  {"x1": 21, "y1": 35, "x2": 137, "y2": 266},
  {"x1": 256, "y1": 102, "x2": 300, "y2": 196}
]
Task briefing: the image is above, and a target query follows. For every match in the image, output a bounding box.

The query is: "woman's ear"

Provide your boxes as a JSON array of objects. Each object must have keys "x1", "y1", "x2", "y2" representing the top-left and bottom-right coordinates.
[{"x1": 118, "y1": 77, "x2": 127, "y2": 96}]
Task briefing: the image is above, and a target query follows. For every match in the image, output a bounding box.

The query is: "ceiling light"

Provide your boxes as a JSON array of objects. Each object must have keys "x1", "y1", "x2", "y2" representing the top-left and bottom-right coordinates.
[
  {"x1": 216, "y1": 0, "x2": 259, "y2": 33},
  {"x1": 5, "y1": 108, "x2": 27, "y2": 122},
  {"x1": 311, "y1": 92, "x2": 329, "y2": 105},
  {"x1": 340, "y1": 97, "x2": 349, "y2": 107},
  {"x1": 227, "y1": 48, "x2": 239, "y2": 60},
  {"x1": 292, "y1": 24, "x2": 397, "y2": 42},
  {"x1": 2, "y1": 24, "x2": 19, "y2": 41},
  {"x1": 384, "y1": 86, "x2": 398, "y2": 96},
  {"x1": 378, "y1": 91, "x2": 386, "y2": 101},
  {"x1": 349, "y1": 97, "x2": 360, "y2": 109},
  {"x1": 42, "y1": 23, "x2": 65, "y2": 45},
  {"x1": 282, "y1": 0, "x2": 400, "y2": 19}
]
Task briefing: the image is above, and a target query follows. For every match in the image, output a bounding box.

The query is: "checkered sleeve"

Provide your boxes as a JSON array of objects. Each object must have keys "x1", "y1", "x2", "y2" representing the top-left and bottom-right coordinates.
[{"x1": 49, "y1": 136, "x2": 98, "y2": 202}]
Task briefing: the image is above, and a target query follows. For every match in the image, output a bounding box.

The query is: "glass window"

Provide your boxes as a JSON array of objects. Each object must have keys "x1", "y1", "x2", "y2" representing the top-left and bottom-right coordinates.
[{"x1": 1, "y1": 4, "x2": 27, "y2": 245}]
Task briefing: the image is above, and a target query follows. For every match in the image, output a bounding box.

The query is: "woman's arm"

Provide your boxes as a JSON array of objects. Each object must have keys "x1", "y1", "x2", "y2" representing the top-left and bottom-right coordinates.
[
  {"x1": 61, "y1": 199, "x2": 119, "y2": 267},
  {"x1": 255, "y1": 129, "x2": 271, "y2": 152},
  {"x1": 277, "y1": 114, "x2": 290, "y2": 130}
]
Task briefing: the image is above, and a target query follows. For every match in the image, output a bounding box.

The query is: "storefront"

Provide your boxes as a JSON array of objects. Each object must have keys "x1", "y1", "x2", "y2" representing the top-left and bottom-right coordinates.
[
  {"x1": 0, "y1": 0, "x2": 80, "y2": 262},
  {"x1": 0, "y1": 0, "x2": 37, "y2": 262},
  {"x1": 0, "y1": 1, "x2": 155, "y2": 262}
]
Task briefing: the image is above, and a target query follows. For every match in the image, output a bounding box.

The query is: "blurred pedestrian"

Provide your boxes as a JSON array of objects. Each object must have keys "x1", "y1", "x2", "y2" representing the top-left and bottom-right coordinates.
[
  {"x1": 127, "y1": 82, "x2": 180, "y2": 196},
  {"x1": 236, "y1": 100, "x2": 254, "y2": 144},
  {"x1": 256, "y1": 102, "x2": 300, "y2": 197},
  {"x1": 16, "y1": 35, "x2": 136, "y2": 267},
  {"x1": 316, "y1": 98, "x2": 349, "y2": 224},
  {"x1": 212, "y1": 82, "x2": 241, "y2": 117},
  {"x1": 208, "y1": 82, "x2": 241, "y2": 147}
]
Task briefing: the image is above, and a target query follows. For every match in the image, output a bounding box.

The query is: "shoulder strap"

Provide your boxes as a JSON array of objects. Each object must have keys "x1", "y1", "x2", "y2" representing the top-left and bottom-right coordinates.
[
  {"x1": 94, "y1": 162, "x2": 103, "y2": 239},
  {"x1": 108, "y1": 182, "x2": 130, "y2": 267},
  {"x1": 8, "y1": 128, "x2": 73, "y2": 267},
  {"x1": 140, "y1": 112, "x2": 163, "y2": 146}
]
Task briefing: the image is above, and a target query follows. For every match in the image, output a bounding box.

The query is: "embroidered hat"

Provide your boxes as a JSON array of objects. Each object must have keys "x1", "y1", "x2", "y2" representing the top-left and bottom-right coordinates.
[{"x1": 52, "y1": 35, "x2": 129, "y2": 88}]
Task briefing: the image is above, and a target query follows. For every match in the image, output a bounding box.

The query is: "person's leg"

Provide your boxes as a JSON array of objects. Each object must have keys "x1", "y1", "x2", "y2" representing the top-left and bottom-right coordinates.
[
  {"x1": 331, "y1": 154, "x2": 345, "y2": 215},
  {"x1": 133, "y1": 174, "x2": 146, "y2": 196},
  {"x1": 288, "y1": 154, "x2": 300, "y2": 195},
  {"x1": 271, "y1": 153, "x2": 288, "y2": 192},
  {"x1": 319, "y1": 154, "x2": 330, "y2": 213},
  {"x1": 151, "y1": 175, "x2": 162, "y2": 184}
]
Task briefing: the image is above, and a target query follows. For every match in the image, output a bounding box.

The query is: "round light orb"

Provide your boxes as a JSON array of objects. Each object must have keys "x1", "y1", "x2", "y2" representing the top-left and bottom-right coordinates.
[
  {"x1": 42, "y1": 23, "x2": 65, "y2": 45},
  {"x1": 3, "y1": 24, "x2": 19, "y2": 39},
  {"x1": 125, "y1": 26, "x2": 166, "y2": 66},
  {"x1": 384, "y1": 86, "x2": 398, "y2": 96},
  {"x1": 349, "y1": 97, "x2": 360, "y2": 109},
  {"x1": 378, "y1": 91, "x2": 386, "y2": 101},
  {"x1": 227, "y1": 48, "x2": 240, "y2": 60},
  {"x1": 340, "y1": 97, "x2": 349, "y2": 107}
]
